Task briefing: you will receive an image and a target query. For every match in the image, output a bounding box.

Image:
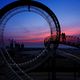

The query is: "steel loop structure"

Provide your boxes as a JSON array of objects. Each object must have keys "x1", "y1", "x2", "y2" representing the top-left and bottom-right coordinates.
[{"x1": 0, "y1": 0, "x2": 61, "y2": 80}]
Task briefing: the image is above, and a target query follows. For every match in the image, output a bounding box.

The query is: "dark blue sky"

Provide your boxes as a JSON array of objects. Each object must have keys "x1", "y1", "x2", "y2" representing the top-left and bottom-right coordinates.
[{"x1": 0, "y1": 0, "x2": 80, "y2": 35}]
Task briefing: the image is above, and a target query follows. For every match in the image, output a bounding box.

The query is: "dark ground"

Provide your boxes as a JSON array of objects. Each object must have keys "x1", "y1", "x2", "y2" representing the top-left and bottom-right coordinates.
[{"x1": 0, "y1": 48, "x2": 80, "y2": 80}]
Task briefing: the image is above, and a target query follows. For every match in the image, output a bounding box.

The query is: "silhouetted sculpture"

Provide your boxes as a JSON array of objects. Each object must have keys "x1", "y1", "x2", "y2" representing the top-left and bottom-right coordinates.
[
  {"x1": 44, "y1": 36, "x2": 58, "y2": 50},
  {"x1": 9, "y1": 39, "x2": 15, "y2": 58},
  {"x1": 62, "y1": 33, "x2": 66, "y2": 42}
]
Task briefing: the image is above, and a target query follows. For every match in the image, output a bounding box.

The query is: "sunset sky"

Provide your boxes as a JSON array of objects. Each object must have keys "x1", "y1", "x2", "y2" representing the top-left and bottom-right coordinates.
[{"x1": 0, "y1": 0, "x2": 80, "y2": 47}]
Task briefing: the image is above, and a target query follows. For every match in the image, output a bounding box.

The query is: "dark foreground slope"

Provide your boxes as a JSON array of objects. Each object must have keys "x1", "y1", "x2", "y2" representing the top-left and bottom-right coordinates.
[{"x1": 0, "y1": 48, "x2": 80, "y2": 80}]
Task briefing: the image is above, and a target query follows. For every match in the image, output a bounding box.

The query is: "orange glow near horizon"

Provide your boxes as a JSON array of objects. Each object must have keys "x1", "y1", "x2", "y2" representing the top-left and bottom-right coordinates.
[
  {"x1": 14, "y1": 32, "x2": 51, "y2": 43},
  {"x1": 5, "y1": 26, "x2": 80, "y2": 44},
  {"x1": 62, "y1": 26, "x2": 80, "y2": 36}
]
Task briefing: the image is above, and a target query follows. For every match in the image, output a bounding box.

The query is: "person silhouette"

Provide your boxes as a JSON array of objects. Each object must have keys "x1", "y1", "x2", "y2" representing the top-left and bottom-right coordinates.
[{"x1": 62, "y1": 33, "x2": 66, "y2": 42}]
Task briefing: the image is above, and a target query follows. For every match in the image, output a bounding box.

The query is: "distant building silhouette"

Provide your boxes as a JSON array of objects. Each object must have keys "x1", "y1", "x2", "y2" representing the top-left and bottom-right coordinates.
[
  {"x1": 21, "y1": 43, "x2": 24, "y2": 50},
  {"x1": 9, "y1": 39, "x2": 25, "y2": 50},
  {"x1": 10, "y1": 39, "x2": 14, "y2": 49},
  {"x1": 14, "y1": 42, "x2": 20, "y2": 50}
]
